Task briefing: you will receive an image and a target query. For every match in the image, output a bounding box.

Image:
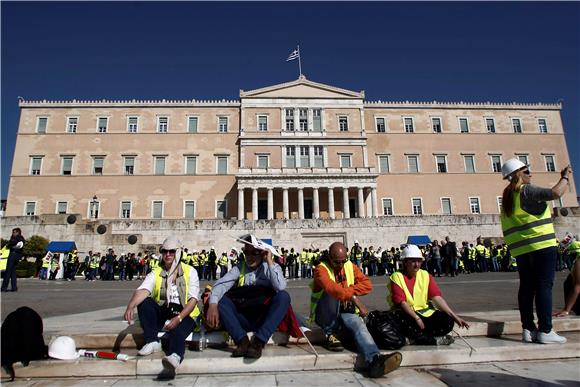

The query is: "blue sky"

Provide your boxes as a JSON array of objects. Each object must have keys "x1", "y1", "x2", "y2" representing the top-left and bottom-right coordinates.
[{"x1": 2, "y1": 1, "x2": 579, "y2": 199}]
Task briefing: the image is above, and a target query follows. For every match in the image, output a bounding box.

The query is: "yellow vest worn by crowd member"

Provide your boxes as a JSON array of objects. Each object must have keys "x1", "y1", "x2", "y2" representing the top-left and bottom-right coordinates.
[
  {"x1": 219, "y1": 254, "x2": 228, "y2": 267},
  {"x1": 500, "y1": 186, "x2": 557, "y2": 258},
  {"x1": 90, "y1": 255, "x2": 100, "y2": 269},
  {"x1": 152, "y1": 262, "x2": 201, "y2": 319},
  {"x1": 309, "y1": 260, "x2": 358, "y2": 322},
  {"x1": 0, "y1": 245, "x2": 9, "y2": 271},
  {"x1": 388, "y1": 269, "x2": 435, "y2": 317},
  {"x1": 568, "y1": 241, "x2": 580, "y2": 262},
  {"x1": 42, "y1": 255, "x2": 51, "y2": 268}
]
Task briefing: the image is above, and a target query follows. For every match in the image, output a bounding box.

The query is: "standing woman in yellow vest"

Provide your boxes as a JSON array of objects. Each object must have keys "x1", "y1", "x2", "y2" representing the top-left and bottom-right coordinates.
[
  {"x1": 124, "y1": 236, "x2": 201, "y2": 381},
  {"x1": 500, "y1": 158, "x2": 572, "y2": 344},
  {"x1": 388, "y1": 245, "x2": 469, "y2": 346}
]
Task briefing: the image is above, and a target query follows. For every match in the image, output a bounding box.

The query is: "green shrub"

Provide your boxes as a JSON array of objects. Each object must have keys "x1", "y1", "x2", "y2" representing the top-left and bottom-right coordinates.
[{"x1": 16, "y1": 260, "x2": 37, "y2": 278}]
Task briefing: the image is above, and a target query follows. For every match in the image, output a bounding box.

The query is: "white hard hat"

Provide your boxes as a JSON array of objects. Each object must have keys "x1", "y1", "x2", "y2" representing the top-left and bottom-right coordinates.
[
  {"x1": 354, "y1": 240, "x2": 359, "y2": 244},
  {"x1": 401, "y1": 245, "x2": 424, "y2": 261},
  {"x1": 161, "y1": 236, "x2": 182, "y2": 251},
  {"x1": 501, "y1": 158, "x2": 527, "y2": 179},
  {"x1": 48, "y1": 336, "x2": 79, "y2": 360},
  {"x1": 15, "y1": 241, "x2": 24, "y2": 249}
]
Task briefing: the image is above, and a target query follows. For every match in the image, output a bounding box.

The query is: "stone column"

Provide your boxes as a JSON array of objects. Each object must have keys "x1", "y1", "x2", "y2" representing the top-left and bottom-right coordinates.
[
  {"x1": 252, "y1": 188, "x2": 258, "y2": 221},
  {"x1": 237, "y1": 188, "x2": 244, "y2": 220},
  {"x1": 358, "y1": 187, "x2": 365, "y2": 218},
  {"x1": 267, "y1": 188, "x2": 274, "y2": 220},
  {"x1": 283, "y1": 188, "x2": 289, "y2": 219},
  {"x1": 371, "y1": 187, "x2": 378, "y2": 218},
  {"x1": 343, "y1": 187, "x2": 350, "y2": 219},
  {"x1": 328, "y1": 187, "x2": 335, "y2": 219},
  {"x1": 298, "y1": 188, "x2": 305, "y2": 220},
  {"x1": 313, "y1": 187, "x2": 320, "y2": 219}
]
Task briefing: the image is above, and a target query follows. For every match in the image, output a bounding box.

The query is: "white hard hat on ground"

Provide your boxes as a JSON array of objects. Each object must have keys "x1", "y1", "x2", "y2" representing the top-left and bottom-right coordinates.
[
  {"x1": 401, "y1": 245, "x2": 424, "y2": 261},
  {"x1": 48, "y1": 336, "x2": 79, "y2": 360},
  {"x1": 501, "y1": 158, "x2": 528, "y2": 179}
]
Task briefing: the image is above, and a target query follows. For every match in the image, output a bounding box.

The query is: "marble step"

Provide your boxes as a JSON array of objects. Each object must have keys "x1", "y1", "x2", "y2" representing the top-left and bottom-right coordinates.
[{"x1": 5, "y1": 332, "x2": 579, "y2": 379}]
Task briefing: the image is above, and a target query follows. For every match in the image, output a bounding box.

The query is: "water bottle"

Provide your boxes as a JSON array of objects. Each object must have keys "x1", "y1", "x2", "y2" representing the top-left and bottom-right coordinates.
[{"x1": 198, "y1": 326, "x2": 206, "y2": 352}]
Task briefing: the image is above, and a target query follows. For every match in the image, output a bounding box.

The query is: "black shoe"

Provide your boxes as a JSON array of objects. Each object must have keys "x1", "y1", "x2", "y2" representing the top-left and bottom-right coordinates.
[
  {"x1": 245, "y1": 337, "x2": 265, "y2": 359},
  {"x1": 367, "y1": 352, "x2": 402, "y2": 378},
  {"x1": 231, "y1": 336, "x2": 250, "y2": 358}
]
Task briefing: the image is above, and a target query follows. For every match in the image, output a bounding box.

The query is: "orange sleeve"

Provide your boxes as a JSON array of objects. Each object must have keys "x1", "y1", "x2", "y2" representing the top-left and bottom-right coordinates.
[
  {"x1": 352, "y1": 264, "x2": 373, "y2": 296},
  {"x1": 313, "y1": 264, "x2": 372, "y2": 302}
]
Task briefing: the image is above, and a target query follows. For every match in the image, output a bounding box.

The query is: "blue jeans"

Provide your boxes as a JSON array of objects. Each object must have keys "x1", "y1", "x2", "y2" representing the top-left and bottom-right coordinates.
[
  {"x1": 137, "y1": 298, "x2": 196, "y2": 360},
  {"x1": 516, "y1": 246, "x2": 557, "y2": 333},
  {"x1": 218, "y1": 290, "x2": 291, "y2": 344}
]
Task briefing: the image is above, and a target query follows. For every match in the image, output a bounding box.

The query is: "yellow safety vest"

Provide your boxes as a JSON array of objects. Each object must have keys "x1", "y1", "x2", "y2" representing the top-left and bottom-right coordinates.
[
  {"x1": 309, "y1": 261, "x2": 357, "y2": 322},
  {"x1": 219, "y1": 255, "x2": 228, "y2": 266},
  {"x1": 0, "y1": 246, "x2": 9, "y2": 271},
  {"x1": 501, "y1": 187, "x2": 557, "y2": 257},
  {"x1": 388, "y1": 269, "x2": 435, "y2": 317},
  {"x1": 152, "y1": 262, "x2": 201, "y2": 319},
  {"x1": 42, "y1": 256, "x2": 51, "y2": 268}
]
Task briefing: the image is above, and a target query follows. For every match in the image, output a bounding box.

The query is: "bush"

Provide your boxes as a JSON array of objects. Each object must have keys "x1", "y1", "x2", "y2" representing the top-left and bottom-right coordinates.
[{"x1": 16, "y1": 260, "x2": 37, "y2": 278}]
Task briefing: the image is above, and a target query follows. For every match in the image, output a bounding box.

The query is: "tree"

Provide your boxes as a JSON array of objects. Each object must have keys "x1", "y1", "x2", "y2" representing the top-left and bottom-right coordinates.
[{"x1": 23, "y1": 235, "x2": 49, "y2": 259}]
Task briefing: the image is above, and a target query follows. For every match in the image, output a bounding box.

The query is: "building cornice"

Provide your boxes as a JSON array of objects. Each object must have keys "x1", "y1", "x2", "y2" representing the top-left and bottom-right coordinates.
[
  {"x1": 18, "y1": 98, "x2": 240, "y2": 108},
  {"x1": 364, "y1": 100, "x2": 562, "y2": 110}
]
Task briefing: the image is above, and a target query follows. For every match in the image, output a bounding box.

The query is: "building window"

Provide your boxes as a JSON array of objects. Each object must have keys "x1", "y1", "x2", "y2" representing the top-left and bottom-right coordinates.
[
  {"x1": 154, "y1": 156, "x2": 166, "y2": 175},
  {"x1": 89, "y1": 199, "x2": 100, "y2": 219},
  {"x1": 340, "y1": 154, "x2": 352, "y2": 168},
  {"x1": 97, "y1": 117, "x2": 108, "y2": 133},
  {"x1": 299, "y1": 146, "x2": 310, "y2": 167},
  {"x1": 56, "y1": 201, "x2": 68, "y2": 214},
  {"x1": 497, "y1": 196, "x2": 503, "y2": 213},
  {"x1": 152, "y1": 201, "x2": 163, "y2": 219},
  {"x1": 538, "y1": 119, "x2": 548, "y2": 133},
  {"x1": 29, "y1": 156, "x2": 43, "y2": 175},
  {"x1": 432, "y1": 117, "x2": 442, "y2": 133},
  {"x1": 217, "y1": 156, "x2": 228, "y2": 174},
  {"x1": 376, "y1": 117, "x2": 386, "y2": 133},
  {"x1": 185, "y1": 156, "x2": 197, "y2": 175},
  {"x1": 512, "y1": 118, "x2": 522, "y2": 133},
  {"x1": 124, "y1": 156, "x2": 135, "y2": 175},
  {"x1": 470, "y1": 197, "x2": 481, "y2": 214},
  {"x1": 441, "y1": 198, "x2": 452, "y2": 215},
  {"x1": 285, "y1": 108, "x2": 295, "y2": 131},
  {"x1": 491, "y1": 155, "x2": 502, "y2": 173},
  {"x1": 516, "y1": 154, "x2": 529, "y2": 165},
  {"x1": 544, "y1": 155, "x2": 556, "y2": 172},
  {"x1": 187, "y1": 117, "x2": 198, "y2": 133},
  {"x1": 157, "y1": 116, "x2": 168, "y2": 133},
  {"x1": 128, "y1": 116, "x2": 139, "y2": 133},
  {"x1": 404, "y1": 117, "x2": 414, "y2": 133},
  {"x1": 36, "y1": 117, "x2": 48, "y2": 133},
  {"x1": 258, "y1": 115, "x2": 268, "y2": 131},
  {"x1": 378, "y1": 155, "x2": 390, "y2": 174},
  {"x1": 485, "y1": 118, "x2": 496, "y2": 133},
  {"x1": 435, "y1": 155, "x2": 448, "y2": 173},
  {"x1": 61, "y1": 156, "x2": 73, "y2": 175},
  {"x1": 67, "y1": 117, "x2": 78, "y2": 133},
  {"x1": 92, "y1": 156, "x2": 104, "y2": 175},
  {"x1": 216, "y1": 200, "x2": 227, "y2": 219},
  {"x1": 25, "y1": 202, "x2": 36, "y2": 216},
  {"x1": 459, "y1": 117, "x2": 469, "y2": 133},
  {"x1": 313, "y1": 146, "x2": 324, "y2": 167},
  {"x1": 218, "y1": 117, "x2": 228, "y2": 133},
  {"x1": 257, "y1": 154, "x2": 269, "y2": 168},
  {"x1": 382, "y1": 198, "x2": 393, "y2": 216},
  {"x1": 313, "y1": 109, "x2": 322, "y2": 132},
  {"x1": 464, "y1": 155, "x2": 476, "y2": 173},
  {"x1": 286, "y1": 146, "x2": 296, "y2": 168},
  {"x1": 184, "y1": 201, "x2": 195, "y2": 219},
  {"x1": 407, "y1": 155, "x2": 419, "y2": 173},
  {"x1": 412, "y1": 198, "x2": 423, "y2": 215},
  {"x1": 120, "y1": 201, "x2": 131, "y2": 219},
  {"x1": 339, "y1": 116, "x2": 348, "y2": 132},
  {"x1": 299, "y1": 109, "x2": 308, "y2": 131}
]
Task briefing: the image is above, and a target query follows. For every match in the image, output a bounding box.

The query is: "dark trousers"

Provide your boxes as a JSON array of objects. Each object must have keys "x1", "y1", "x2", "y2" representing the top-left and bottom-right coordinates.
[
  {"x1": 1, "y1": 255, "x2": 19, "y2": 291},
  {"x1": 391, "y1": 309, "x2": 454, "y2": 345},
  {"x1": 218, "y1": 290, "x2": 290, "y2": 344},
  {"x1": 137, "y1": 298, "x2": 196, "y2": 360},
  {"x1": 516, "y1": 246, "x2": 557, "y2": 333}
]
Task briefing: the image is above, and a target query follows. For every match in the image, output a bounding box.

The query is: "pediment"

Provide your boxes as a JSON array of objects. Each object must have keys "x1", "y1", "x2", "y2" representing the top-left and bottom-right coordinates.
[{"x1": 240, "y1": 76, "x2": 364, "y2": 99}]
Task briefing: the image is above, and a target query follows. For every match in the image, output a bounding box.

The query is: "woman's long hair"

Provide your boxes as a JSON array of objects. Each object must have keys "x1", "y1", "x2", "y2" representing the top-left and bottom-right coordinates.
[{"x1": 502, "y1": 173, "x2": 524, "y2": 217}]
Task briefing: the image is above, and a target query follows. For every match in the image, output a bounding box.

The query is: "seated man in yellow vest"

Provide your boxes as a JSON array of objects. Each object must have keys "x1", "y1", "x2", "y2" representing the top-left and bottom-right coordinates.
[
  {"x1": 311, "y1": 242, "x2": 402, "y2": 378},
  {"x1": 388, "y1": 245, "x2": 469, "y2": 345},
  {"x1": 124, "y1": 236, "x2": 200, "y2": 380},
  {"x1": 206, "y1": 234, "x2": 290, "y2": 360}
]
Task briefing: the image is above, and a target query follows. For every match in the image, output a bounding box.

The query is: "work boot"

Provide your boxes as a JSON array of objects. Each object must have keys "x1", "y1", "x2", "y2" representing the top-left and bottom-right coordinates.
[
  {"x1": 245, "y1": 337, "x2": 265, "y2": 359},
  {"x1": 231, "y1": 336, "x2": 250, "y2": 357},
  {"x1": 323, "y1": 334, "x2": 344, "y2": 352},
  {"x1": 367, "y1": 352, "x2": 403, "y2": 378}
]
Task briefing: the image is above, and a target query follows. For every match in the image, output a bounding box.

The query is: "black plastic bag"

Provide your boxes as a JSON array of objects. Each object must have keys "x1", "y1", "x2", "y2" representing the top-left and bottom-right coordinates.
[{"x1": 366, "y1": 310, "x2": 405, "y2": 350}]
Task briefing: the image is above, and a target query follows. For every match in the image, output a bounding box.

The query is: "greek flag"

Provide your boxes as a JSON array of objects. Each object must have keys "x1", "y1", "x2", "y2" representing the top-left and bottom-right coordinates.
[{"x1": 286, "y1": 49, "x2": 299, "y2": 62}]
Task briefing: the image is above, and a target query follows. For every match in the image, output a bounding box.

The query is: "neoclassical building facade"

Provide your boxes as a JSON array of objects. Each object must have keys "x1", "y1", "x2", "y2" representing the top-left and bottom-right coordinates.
[{"x1": 6, "y1": 76, "x2": 578, "y2": 222}]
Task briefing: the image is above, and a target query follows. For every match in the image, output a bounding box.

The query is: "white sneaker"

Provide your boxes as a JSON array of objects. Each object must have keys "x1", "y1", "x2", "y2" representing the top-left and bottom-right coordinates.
[
  {"x1": 537, "y1": 330, "x2": 567, "y2": 344},
  {"x1": 522, "y1": 329, "x2": 537, "y2": 343},
  {"x1": 435, "y1": 335, "x2": 455, "y2": 345},
  {"x1": 138, "y1": 341, "x2": 162, "y2": 356},
  {"x1": 162, "y1": 353, "x2": 180, "y2": 374}
]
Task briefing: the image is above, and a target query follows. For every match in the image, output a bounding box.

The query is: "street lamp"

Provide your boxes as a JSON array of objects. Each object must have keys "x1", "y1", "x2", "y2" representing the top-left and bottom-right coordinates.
[{"x1": 91, "y1": 195, "x2": 99, "y2": 219}]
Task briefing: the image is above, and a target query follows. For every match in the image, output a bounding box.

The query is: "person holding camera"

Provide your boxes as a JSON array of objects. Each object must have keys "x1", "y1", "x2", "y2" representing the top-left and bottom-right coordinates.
[
  {"x1": 124, "y1": 236, "x2": 201, "y2": 380},
  {"x1": 310, "y1": 241, "x2": 402, "y2": 379}
]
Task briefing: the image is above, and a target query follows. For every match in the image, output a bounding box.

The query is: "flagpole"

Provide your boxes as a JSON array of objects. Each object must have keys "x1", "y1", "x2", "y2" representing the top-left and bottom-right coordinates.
[{"x1": 297, "y1": 45, "x2": 302, "y2": 77}]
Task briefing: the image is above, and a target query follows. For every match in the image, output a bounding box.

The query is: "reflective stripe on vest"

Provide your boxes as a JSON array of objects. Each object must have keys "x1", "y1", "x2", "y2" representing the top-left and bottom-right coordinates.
[
  {"x1": 500, "y1": 187, "x2": 557, "y2": 257},
  {"x1": 388, "y1": 269, "x2": 435, "y2": 317},
  {"x1": 309, "y1": 261, "x2": 356, "y2": 322},
  {"x1": 152, "y1": 262, "x2": 200, "y2": 319},
  {"x1": 238, "y1": 261, "x2": 247, "y2": 287}
]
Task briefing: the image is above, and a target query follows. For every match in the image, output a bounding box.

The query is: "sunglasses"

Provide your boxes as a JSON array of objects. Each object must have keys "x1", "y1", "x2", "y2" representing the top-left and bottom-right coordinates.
[
  {"x1": 332, "y1": 259, "x2": 347, "y2": 265},
  {"x1": 522, "y1": 169, "x2": 531, "y2": 175},
  {"x1": 161, "y1": 249, "x2": 177, "y2": 254}
]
